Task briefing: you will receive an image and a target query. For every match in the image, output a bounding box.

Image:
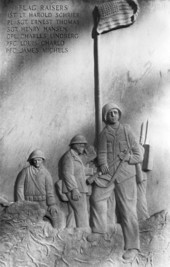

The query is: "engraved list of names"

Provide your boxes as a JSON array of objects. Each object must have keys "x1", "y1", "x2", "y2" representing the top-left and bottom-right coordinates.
[{"x1": 6, "y1": 1, "x2": 80, "y2": 54}]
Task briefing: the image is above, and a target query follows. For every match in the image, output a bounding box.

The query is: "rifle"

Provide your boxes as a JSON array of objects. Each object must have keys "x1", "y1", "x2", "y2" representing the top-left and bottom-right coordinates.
[
  {"x1": 87, "y1": 125, "x2": 132, "y2": 188},
  {"x1": 106, "y1": 148, "x2": 131, "y2": 187},
  {"x1": 86, "y1": 146, "x2": 131, "y2": 188},
  {"x1": 142, "y1": 120, "x2": 153, "y2": 171}
]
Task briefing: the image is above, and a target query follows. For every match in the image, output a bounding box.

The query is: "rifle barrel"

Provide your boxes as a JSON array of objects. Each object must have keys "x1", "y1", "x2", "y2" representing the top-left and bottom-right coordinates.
[
  {"x1": 140, "y1": 122, "x2": 144, "y2": 144},
  {"x1": 144, "y1": 120, "x2": 149, "y2": 144}
]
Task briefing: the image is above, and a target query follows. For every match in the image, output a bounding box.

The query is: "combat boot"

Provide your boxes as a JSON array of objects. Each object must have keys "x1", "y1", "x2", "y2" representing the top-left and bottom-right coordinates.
[{"x1": 122, "y1": 249, "x2": 138, "y2": 261}]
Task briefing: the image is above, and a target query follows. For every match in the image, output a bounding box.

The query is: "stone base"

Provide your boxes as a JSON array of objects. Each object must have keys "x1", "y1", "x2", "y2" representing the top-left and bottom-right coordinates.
[{"x1": 0, "y1": 202, "x2": 169, "y2": 267}]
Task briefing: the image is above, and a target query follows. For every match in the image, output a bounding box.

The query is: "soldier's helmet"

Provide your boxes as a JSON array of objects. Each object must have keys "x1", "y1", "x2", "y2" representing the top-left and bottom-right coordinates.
[
  {"x1": 27, "y1": 149, "x2": 46, "y2": 162},
  {"x1": 69, "y1": 134, "x2": 88, "y2": 146},
  {"x1": 102, "y1": 102, "x2": 122, "y2": 123}
]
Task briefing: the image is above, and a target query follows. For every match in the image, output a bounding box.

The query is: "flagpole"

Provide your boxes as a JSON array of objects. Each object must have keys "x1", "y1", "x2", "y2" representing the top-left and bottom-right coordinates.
[
  {"x1": 93, "y1": 7, "x2": 102, "y2": 151},
  {"x1": 92, "y1": 0, "x2": 139, "y2": 150}
]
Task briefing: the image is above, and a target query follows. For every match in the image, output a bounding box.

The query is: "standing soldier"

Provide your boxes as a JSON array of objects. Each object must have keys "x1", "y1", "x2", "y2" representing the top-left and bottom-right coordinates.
[
  {"x1": 16, "y1": 149, "x2": 60, "y2": 228},
  {"x1": 87, "y1": 103, "x2": 143, "y2": 261},
  {"x1": 60, "y1": 135, "x2": 95, "y2": 232}
]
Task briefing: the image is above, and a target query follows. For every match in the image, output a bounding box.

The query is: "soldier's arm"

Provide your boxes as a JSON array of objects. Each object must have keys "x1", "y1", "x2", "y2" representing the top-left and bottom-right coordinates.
[
  {"x1": 98, "y1": 130, "x2": 110, "y2": 174},
  {"x1": 98, "y1": 130, "x2": 107, "y2": 165},
  {"x1": 45, "y1": 171, "x2": 57, "y2": 206},
  {"x1": 16, "y1": 169, "x2": 26, "y2": 201},
  {"x1": 61, "y1": 154, "x2": 78, "y2": 191},
  {"x1": 127, "y1": 127, "x2": 143, "y2": 164}
]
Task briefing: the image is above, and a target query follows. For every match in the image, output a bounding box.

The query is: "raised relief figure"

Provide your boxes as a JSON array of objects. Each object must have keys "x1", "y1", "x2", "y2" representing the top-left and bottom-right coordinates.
[
  {"x1": 60, "y1": 135, "x2": 94, "y2": 232},
  {"x1": 16, "y1": 149, "x2": 60, "y2": 228},
  {"x1": 87, "y1": 103, "x2": 143, "y2": 261}
]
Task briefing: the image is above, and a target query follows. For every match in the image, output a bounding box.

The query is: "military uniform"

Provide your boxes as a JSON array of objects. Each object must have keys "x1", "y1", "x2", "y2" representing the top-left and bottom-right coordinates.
[
  {"x1": 16, "y1": 165, "x2": 56, "y2": 207},
  {"x1": 61, "y1": 148, "x2": 90, "y2": 229},
  {"x1": 90, "y1": 105, "x2": 143, "y2": 251},
  {"x1": 16, "y1": 150, "x2": 59, "y2": 228},
  {"x1": 137, "y1": 175, "x2": 149, "y2": 222}
]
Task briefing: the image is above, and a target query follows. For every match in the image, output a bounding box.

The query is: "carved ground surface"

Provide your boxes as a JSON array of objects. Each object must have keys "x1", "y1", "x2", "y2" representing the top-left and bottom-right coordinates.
[{"x1": 0, "y1": 201, "x2": 170, "y2": 267}]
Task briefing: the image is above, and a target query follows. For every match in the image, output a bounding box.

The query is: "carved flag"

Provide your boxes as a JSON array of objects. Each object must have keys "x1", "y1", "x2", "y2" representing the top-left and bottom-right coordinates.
[{"x1": 94, "y1": 0, "x2": 139, "y2": 34}]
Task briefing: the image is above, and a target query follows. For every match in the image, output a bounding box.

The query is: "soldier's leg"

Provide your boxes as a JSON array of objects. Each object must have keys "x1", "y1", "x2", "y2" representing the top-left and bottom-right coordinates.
[
  {"x1": 45, "y1": 208, "x2": 65, "y2": 229},
  {"x1": 107, "y1": 192, "x2": 117, "y2": 233},
  {"x1": 66, "y1": 204, "x2": 76, "y2": 228},
  {"x1": 66, "y1": 193, "x2": 90, "y2": 229},
  {"x1": 90, "y1": 183, "x2": 115, "y2": 234},
  {"x1": 137, "y1": 175, "x2": 149, "y2": 222},
  {"x1": 115, "y1": 177, "x2": 140, "y2": 251}
]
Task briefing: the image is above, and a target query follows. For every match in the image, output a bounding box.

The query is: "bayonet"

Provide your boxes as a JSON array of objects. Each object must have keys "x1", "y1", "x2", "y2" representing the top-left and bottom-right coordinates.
[
  {"x1": 144, "y1": 120, "x2": 149, "y2": 144},
  {"x1": 139, "y1": 122, "x2": 144, "y2": 145}
]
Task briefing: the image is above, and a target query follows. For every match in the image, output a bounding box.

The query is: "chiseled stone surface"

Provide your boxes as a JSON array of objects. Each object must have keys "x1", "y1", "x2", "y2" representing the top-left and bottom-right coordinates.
[{"x1": 0, "y1": 201, "x2": 169, "y2": 267}]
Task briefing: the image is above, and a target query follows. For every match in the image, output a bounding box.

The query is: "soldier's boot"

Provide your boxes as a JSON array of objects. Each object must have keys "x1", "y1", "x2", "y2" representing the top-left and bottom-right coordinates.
[
  {"x1": 51, "y1": 216, "x2": 59, "y2": 229},
  {"x1": 122, "y1": 249, "x2": 139, "y2": 261},
  {"x1": 51, "y1": 210, "x2": 66, "y2": 229}
]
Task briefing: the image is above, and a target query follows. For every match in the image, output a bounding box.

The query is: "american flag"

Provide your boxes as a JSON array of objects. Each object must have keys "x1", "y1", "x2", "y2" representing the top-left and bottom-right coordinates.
[{"x1": 94, "y1": 0, "x2": 139, "y2": 34}]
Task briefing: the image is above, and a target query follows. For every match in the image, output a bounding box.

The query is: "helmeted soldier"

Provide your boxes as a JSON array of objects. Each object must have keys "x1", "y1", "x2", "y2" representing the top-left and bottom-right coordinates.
[
  {"x1": 16, "y1": 149, "x2": 60, "y2": 228},
  {"x1": 60, "y1": 134, "x2": 96, "y2": 232},
  {"x1": 87, "y1": 103, "x2": 143, "y2": 261}
]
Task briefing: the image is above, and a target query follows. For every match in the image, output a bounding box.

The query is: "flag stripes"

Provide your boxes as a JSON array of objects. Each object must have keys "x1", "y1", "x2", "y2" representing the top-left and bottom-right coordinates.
[{"x1": 95, "y1": 0, "x2": 139, "y2": 34}]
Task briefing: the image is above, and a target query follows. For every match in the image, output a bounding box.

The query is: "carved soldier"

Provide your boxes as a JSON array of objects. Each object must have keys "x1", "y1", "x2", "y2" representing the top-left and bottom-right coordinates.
[
  {"x1": 60, "y1": 135, "x2": 96, "y2": 232},
  {"x1": 16, "y1": 149, "x2": 60, "y2": 228},
  {"x1": 87, "y1": 103, "x2": 143, "y2": 261}
]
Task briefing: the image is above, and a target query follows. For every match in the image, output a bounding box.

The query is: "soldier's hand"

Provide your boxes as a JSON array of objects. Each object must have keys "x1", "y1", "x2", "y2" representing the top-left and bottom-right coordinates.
[
  {"x1": 86, "y1": 174, "x2": 98, "y2": 185},
  {"x1": 100, "y1": 164, "x2": 109, "y2": 174},
  {"x1": 71, "y1": 188, "x2": 81, "y2": 201},
  {"x1": 48, "y1": 205, "x2": 58, "y2": 216},
  {"x1": 119, "y1": 152, "x2": 125, "y2": 160},
  {"x1": 119, "y1": 152, "x2": 131, "y2": 162},
  {"x1": 124, "y1": 153, "x2": 131, "y2": 162}
]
